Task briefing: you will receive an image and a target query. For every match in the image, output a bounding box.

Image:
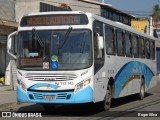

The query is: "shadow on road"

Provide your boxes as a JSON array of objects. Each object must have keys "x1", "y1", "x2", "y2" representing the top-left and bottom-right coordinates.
[
  {"x1": 111, "y1": 93, "x2": 152, "y2": 108},
  {"x1": 17, "y1": 103, "x2": 102, "y2": 116},
  {"x1": 16, "y1": 93, "x2": 152, "y2": 117}
]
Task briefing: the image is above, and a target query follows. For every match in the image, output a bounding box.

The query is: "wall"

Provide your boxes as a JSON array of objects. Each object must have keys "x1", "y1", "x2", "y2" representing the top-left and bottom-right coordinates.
[
  {"x1": 0, "y1": 0, "x2": 15, "y2": 21},
  {"x1": 131, "y1": 19, "x2": 149, "y2": 33},
  {"x1": 15, "y1": 0, "x2": 40, "y2": 22}
]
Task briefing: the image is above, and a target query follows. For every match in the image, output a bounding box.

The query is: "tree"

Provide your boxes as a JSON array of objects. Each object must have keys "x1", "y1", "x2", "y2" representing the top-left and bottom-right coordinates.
[{"x1": 152, "y1": 4, "x2": 160, "y2": 27}]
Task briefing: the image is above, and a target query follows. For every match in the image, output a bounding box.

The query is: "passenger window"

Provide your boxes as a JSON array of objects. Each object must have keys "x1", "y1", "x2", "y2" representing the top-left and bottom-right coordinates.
[
  {"x1": 150, "y1": 41, "x2": 155, "y2": 60},
  {"x1": 125, "y1": 33, "x2": 132, "y2": 57},
  {"x1": 132, "y1": 35, "x2": 138, "y2": 57},
  {"x1": 116, "y1": 30, "x2": 124, "y2": 56},
  {"x1": 139, "y1": 38, "x2": 145, "y2": 58},
  {"x1": 105, "y1": 26, "x2": 115, "y2": 55},
  {"x1": 145, "y1": 39, "x2": 150, "y2": 59}
]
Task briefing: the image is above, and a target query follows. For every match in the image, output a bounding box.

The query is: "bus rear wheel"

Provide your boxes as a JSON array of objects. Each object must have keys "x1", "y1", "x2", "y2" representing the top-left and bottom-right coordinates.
[{"x1": 139, "y1": 81, "x2": 145, "y2": 100}]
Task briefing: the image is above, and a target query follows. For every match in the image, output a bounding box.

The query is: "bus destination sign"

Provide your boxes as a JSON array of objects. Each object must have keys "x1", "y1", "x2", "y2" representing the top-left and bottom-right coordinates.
[{"x1": 20, "y1": 14, "x2": 88, "y2": 26}]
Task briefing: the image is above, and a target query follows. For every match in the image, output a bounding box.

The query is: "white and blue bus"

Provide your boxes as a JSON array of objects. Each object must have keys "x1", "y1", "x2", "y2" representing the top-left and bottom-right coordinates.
[{"x1": 7, "y1": 11, "x2": 157, "y2": 110}]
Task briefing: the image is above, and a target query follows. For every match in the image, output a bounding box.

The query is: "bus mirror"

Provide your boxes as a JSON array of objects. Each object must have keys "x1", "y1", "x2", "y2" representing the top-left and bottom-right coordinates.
[
  {"x1": 97, "y1": 35, "x2": 104, "y2": 50},
  {"x1": 7, "y1": 31, "x2": 17, "y2": 59},
  {"x1": 7, "y1": 38, "x2": 12, "y2": 50}
]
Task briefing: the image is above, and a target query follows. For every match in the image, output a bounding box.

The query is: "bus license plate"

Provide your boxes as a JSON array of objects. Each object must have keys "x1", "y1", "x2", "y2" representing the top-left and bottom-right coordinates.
[{"x1": 43, "y1": 95, "x2": 56, "y2": 100}]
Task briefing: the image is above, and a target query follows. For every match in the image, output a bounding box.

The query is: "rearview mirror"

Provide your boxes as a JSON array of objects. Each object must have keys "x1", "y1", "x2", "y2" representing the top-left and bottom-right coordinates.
[
  {"x1": 7, "y1": 31, "x2": 17, "y2": 59},
  {"x1": 97, "y1": 34, "x2": 104, "y2": 50},
  {"x1": 7, "y1": 38, "x2": 12, "y2": 50}
]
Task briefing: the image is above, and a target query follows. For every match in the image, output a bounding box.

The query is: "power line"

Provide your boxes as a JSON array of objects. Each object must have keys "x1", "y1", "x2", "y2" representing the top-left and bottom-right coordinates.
[
  {"x1": 122, "y1": 10, "x2": 152, "y2": 14},
  {"x1": 120, "y1": 10, "x2": 153, "y2": 17}
]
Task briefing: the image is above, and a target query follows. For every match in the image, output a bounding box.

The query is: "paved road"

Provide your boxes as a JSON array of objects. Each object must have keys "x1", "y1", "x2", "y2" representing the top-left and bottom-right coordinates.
[{"x1": 1, "y1": 83, "x2": 160, "y2": 120}]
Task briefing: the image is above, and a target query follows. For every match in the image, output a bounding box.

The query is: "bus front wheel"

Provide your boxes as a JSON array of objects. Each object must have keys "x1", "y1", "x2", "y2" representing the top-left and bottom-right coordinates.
[{"x1": 101, "y1": 84, "x2": 112, "y2": 111}]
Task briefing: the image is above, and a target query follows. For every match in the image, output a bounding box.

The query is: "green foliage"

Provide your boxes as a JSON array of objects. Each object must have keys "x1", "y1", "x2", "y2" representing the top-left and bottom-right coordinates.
[
  {"x1": 0, "y1": 77, "x2": 5, "y2": 85},
  {"x1": 152, "y1": 4, "x2": 160, "y2": 20}
]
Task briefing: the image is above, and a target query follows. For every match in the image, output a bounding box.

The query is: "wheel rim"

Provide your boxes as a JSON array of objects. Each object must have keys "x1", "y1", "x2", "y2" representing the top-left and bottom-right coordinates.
[
  {"x1": 105, "y1": 86, "x2": 111, "y2": 109},
  {"x1": 140, "y1": 84, "x2": 144, "y2": 98}
]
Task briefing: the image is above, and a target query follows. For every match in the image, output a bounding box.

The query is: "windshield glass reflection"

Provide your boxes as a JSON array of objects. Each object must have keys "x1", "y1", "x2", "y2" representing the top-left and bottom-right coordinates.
[{"x1": 17, "y1": 29, "x2": 92, "y2": 70}]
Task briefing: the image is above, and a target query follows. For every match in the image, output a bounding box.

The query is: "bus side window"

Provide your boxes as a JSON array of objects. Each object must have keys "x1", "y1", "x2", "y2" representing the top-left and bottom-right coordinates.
[
  {"x1": 150, "y1": 41, "x2": 155, "y2": 60},
  {"x1": 139, "y1": 38, "x2": 145, "y2": 58},
  {"x1": 145, "y1": 39, "x2": 150, "y2": 59},
  {"x1": 116, "y1": 29, "x2": 124, "y2": 56},
  {"x1": 105, "y1": 26, "x2": 115, "y2": 55},
  {"x1": 125, "y1": 33, "x2": 132, "y2": 57},
  {"x1": 132, "y1": 35, "x2": 138, "y2": 58}
]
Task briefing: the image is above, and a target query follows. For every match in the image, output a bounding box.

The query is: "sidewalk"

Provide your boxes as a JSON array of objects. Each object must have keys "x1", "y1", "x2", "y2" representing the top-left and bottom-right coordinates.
[{"x1": 0, "y1": 86, "x2": 16, "y2": 109}]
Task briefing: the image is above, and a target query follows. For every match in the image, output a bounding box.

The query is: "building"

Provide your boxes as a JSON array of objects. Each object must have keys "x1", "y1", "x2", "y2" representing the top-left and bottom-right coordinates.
[
  {"x1": 130, "y1": 17, "x2": 160, "y2": 38},
  {"x1": 0, "y1": 0, "x2": 17, "y2": 79},
  {"x1": 131, "y1": 18, "x2": 149, "y2": 33}
]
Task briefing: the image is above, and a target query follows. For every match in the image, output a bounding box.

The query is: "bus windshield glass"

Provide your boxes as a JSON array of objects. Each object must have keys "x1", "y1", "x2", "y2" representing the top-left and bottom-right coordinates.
[{"x1": 17, "y1": 29, "x2": 92, "y2": 70}]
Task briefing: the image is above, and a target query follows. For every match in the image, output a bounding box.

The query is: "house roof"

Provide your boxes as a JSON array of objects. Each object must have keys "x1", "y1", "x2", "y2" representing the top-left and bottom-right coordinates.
[{"x1": 79, "y1": 0, "x2": 135, "y2": 18}]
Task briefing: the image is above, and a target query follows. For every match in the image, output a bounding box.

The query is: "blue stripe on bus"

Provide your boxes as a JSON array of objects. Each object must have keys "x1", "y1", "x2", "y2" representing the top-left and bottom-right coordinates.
[
  {"x1": 17, "y1": 85, "x2": 93, "y2": 103},
  {"x1": 28, "y1": 83, "x2": 60, "y2": 90},
  {"x1": 114, "y1": 61, "x2": 154, "y2": 98}
]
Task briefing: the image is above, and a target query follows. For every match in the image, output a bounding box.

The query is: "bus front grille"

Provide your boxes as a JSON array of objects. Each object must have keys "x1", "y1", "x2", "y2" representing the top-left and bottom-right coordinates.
[
  {"x1": 24, "y1": 73, "x2": 77, "y2": 81},
  {"x1": 29, "y1": 92, "x2": 72, "y2": 100}
]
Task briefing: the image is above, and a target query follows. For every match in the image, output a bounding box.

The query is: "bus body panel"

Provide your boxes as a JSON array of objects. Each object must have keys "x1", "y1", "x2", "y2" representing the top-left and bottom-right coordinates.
[
  {"x1": 17, "y1": 85, "x2": 93, "y2": 104},
  {"x1": 16, "y1": 67, "x2": 95, "y2": 104}
]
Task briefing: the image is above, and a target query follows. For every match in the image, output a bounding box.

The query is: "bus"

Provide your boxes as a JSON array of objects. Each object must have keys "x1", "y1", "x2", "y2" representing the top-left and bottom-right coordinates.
[{"x1": 7, "y1": 11, "x2": 157, "y2": 111}]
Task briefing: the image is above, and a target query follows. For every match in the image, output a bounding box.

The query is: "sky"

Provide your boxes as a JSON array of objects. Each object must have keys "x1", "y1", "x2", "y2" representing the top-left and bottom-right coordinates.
[{"x1": 99, "y1": 0, "x2": 160, "y2": 18}]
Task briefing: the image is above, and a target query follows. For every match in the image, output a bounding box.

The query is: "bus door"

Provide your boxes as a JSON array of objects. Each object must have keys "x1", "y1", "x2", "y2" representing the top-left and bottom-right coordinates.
[{"x1": 93, "y1": 21, "x2": 106, "y2": 102}]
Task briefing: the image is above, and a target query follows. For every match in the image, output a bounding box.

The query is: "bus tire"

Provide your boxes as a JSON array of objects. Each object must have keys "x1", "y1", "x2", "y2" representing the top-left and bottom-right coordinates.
[
  {"x1": 139, "y1": 80, "x2": 145, "y2": 100},
  {"x1": 101, "y1": 84, "x2": 112, "y2": 111}
]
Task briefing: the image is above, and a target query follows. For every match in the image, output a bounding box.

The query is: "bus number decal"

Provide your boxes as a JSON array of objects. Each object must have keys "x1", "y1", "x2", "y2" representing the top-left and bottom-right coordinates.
[{"x1": 55, "y1": 82, "x2": 74, "y2": 86}]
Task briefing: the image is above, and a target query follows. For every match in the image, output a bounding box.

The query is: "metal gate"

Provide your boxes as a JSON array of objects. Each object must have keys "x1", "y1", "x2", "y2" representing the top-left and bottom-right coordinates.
[{"x1": 0, "y1": 34, "x2": 7, "y2": 74}]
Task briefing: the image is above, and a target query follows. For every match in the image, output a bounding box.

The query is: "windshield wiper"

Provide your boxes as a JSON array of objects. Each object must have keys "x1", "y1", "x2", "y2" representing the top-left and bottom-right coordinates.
[
  {"x1": 59, "y1": 26, "x2": 72, "y2": 49},
  {"x1": 32, "y1": 28, "x2": 44, "y2": 47}
]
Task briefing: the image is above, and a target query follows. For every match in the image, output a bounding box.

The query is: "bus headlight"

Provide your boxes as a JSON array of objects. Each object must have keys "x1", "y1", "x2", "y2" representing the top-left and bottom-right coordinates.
[
  {"x1": 84, "y1": 79, "x2": 91, "y2": 86},
  {"x1": 75, "y1": 81, "x2": 83, "y2": 93},
  {"x1": 17, "y1": 79, "x2": 27, "y2": 92},
  {"x1": 75, "y1": 78, "x2": 91, "y2": 93},
  {"x1": 21, "y1": 82, "x2": 27, "y2": 92}
]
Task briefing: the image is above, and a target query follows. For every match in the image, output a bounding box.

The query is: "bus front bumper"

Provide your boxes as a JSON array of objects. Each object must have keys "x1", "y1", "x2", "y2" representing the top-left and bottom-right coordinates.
[{"x1": 17, "y1": 86, "x2": 93, "y2": 104}]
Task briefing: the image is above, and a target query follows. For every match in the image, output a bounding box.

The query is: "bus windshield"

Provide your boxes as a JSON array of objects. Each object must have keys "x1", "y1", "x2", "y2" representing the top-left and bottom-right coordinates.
[{"x1": 17, "y1": 29, "x2": 92, "y2": 70}]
